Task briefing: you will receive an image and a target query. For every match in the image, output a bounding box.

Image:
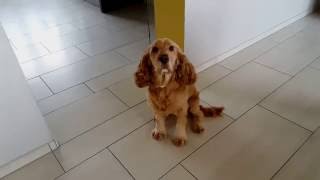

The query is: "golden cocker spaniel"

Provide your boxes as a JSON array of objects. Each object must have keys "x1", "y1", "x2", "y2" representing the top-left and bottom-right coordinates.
[{"x1": 134, "y1": 38, "x2": 224, "y2": 146}]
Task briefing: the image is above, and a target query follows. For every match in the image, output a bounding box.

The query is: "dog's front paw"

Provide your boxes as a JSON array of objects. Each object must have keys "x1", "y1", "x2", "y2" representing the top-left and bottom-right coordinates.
[
  {"x1": 152, "y1": 129, "x2": 166, "y2": 141},
  {"x1": 191, "y1": 124, "x2": 205, "y2": 134},
  {"x1": 172, "y1": 137, "x2": 187, "y2": 147}
]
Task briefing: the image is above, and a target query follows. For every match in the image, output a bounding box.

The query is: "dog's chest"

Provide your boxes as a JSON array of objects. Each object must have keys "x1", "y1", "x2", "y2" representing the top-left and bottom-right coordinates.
[{"x1": 148, "y1": 86, "x2": 187, "y2": 112}]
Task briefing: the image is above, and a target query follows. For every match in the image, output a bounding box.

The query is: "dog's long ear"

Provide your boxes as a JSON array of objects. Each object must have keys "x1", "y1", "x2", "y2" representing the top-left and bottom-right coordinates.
[
  {"x1": 135, "y1": 50, "x2": 153, "y2": 88},
  {"x1": 175, "y1": 51, "x2": 197, "y2": 85}
]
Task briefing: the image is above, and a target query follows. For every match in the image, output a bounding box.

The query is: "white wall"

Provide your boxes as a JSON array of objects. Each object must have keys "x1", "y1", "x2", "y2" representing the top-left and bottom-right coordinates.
[
  {"x1": 185, "y1": 0, "x2": 315, "y2": 66},
  {"x1": 0, "y1": 26, "x2": 52, "y2": 167}
]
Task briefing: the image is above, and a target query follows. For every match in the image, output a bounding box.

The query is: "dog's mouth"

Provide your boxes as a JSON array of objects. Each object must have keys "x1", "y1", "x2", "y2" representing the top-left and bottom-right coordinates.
[{"x1": 159, "y1": 68, "x2": 172, "y2": 88}]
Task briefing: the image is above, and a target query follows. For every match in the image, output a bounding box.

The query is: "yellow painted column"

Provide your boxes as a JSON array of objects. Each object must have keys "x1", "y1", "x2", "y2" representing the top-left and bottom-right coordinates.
[{"x1": 154, "y1": 0, "x2": 185, "y2": 49}]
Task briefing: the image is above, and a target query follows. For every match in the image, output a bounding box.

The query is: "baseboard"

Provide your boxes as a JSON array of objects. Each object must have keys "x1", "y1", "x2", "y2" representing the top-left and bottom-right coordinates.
[
  {"x1": 196, "y1": 9, "x2": 313, "y2": 73},
  {"x1": 0, "y1": 140, "x2": 59, "y2": 178}
]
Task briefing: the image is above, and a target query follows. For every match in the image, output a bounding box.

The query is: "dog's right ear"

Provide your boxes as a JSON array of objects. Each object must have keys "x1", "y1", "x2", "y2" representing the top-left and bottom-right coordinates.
[{"x1": 134, "y1": 50, "x2": 153, "y2": 88}]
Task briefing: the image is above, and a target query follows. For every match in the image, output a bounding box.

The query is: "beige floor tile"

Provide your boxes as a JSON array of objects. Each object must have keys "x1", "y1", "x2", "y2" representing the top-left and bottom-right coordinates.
[
  {"x1": 13, "y1": 24, "x2": 79, "y2": 47},
  {"x1": 40, "y1": 26, "x2": 110, "y2": 52},
  {"x1": 270, "y1": 17, "x2": 308, "y2": 43},
  {"x1": 10, "y1": 33, "x2": 41, "y2": 49},
  {"x1": 56, "y1": 150, "x2": 132, "y2": 180},
  {"x1": 196, "y1": 64, "x2": 231, "y2": 90},
  {"x1": 54, "y1": 102, "x2": 152, "y2": 171},
  {"x1": 115, "y1": 39, "x2": 149, "y2": 62},
  {"x1": 21, "y1": 47, "x2": 88, "y2": 79},
  {"x1": 109, "y1": 77, "x2": 146, "y2": 107},
  {"x1": 14, "y1": 43, "x2": 49, "y2": 63},
  {"x1": 3, "y1": 153, "x2": 63, "y2": 180},
  {"x1": 255, "y1": 32, "x2": 320, "y2": 75},
  {"x1": 85, "y1": 62, "x2": 138, "y2": 92},
  {"x1": 37, "y1": 84, "x2": 92, "y2": 115},
  {"x1": 219, "y1": 38, "x2": 278, "y2": 70},
  {"x1": 77, "y1": 28, "x2": 146, "y2": 56},
  {"x1": 28, "y1": 77, "x2": 53, "y2": 101},
  {"x1": 160, "y1": 165, "x2": 195, "y2": 180},
  {"x1": 273, "y1": 129, "x2": 320, "y2": 180},
  {"x1": 109, "y1": 115, "x2": 233, "y2": 180},
  {"x1": 201, "y1": 62, "x2": 290, "y2": 119},
  {"x1": 182, "y1": 106, "x2": 310, "y2": 180},
  {"x1": 100, "y1": 16, "x2": 147, "y2": 32},
  {"x1": 45, "y1": 89, "x2": 128, "y2": 144},
  {"x1": 261, "y1": 68, "x2": 320, "y2": 131},
  {"x1": 3, "y1": 21, "x2": 49, "y2": 39},
  {"x1": 41, "y1": 51, "x2": 128, "y2": 93},
  {"x1": 41, "y1": 35, "x2": 76, "y2": 52}
]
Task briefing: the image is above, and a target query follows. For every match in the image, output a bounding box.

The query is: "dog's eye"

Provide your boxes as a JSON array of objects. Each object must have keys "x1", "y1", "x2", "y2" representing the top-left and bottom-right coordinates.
[
  {"x1": 169, "y1": 46, "x2": 174, "y2": 51},
  {"x1": 152, "y1": 47, "x2": 159, "y2": 53}
]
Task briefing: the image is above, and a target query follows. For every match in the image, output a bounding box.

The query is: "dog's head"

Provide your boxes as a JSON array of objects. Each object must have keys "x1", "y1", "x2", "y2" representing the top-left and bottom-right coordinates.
[{"x1": 134, "y1": 38, "x2": 196, "y2": 88}]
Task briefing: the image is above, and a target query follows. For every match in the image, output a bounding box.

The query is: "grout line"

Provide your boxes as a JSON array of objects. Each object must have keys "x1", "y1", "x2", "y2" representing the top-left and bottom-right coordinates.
[
  {"x1": 258, "y1": 105, "x2": 313, "y2": 133},
  {"x1": 73, "y1": 45, "x2": 91, "y2": 57},
  {"x1": 107, "y1": 119, "x2": 153, "y2": 148},
  {"x1": 198, "y1": 65, "x2": 233, "y2": 91},
  {"x1": 39, "y1": 76, "x2": 55, "y2": 95},
  {"x1": 18, "y1": 53, "x2": 49, "y2": 65},
  {"x1": 270, "y1": 132, "x2": 313, "y2": 179},
  {"x1": 180, "y1": 164, "x2": 199, "y2": 180},
  {"x1": 48, "y1": 143, "x2": 66, "y2": 173},
  {"x1": 75, "y1": 35, "x2": 147, "y2": 58},
  {"x1": 84, "y1": 83, "x2": 95, "y2": 93},
  {"x1": 106, "y1": 88, "x2": 131, "y2": 108},
  {"x1": 158, "y1": 162, "x2": 181, "y2": 180},
  {"x1": 215, "y1": 63, "x2": 234, "y2": 71},
  {"x1": 24, "y1": 54, "x2": 89, "y2": 80},
  {"x1": 253, "y1": 61, "x2": 293, "y2": 76},
  {"x1": 114, "y1": 50, "x2": 135, "y2": 64},
  {"x1": 19, "y1": 45, "x2": 77, "y2": 66},
  {"x1": 41, "y1": 91, "x2": 92, "y2": 116},
  {"x1": 42, "y1": 65, "x2": 129, "y2": 94},
  {"x1": 40, "y1": 41, "x2": 51, "y2": 54},
  {"x1": 107, "y1": 148, "x2": 136, "y2": 180}
]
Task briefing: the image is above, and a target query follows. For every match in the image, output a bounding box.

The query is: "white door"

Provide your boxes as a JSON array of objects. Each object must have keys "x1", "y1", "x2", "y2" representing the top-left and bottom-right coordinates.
[{"x1": 0, "y1": 26, "x2": 52, "y2": 167}]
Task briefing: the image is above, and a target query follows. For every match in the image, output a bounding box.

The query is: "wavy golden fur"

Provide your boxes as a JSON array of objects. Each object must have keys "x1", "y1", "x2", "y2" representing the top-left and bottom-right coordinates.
[{"x1": 135, "y1": 38, "x2": 223, "y2": 146}]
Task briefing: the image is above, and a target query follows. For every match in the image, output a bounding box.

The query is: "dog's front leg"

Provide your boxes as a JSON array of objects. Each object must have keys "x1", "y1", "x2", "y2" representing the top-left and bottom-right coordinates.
[
  {"x1": 152, "y1": 113, "x2": 167, "y2": 141},
  {"x1": 172, "y1": 109, "x2": 188, "y2": 147}
]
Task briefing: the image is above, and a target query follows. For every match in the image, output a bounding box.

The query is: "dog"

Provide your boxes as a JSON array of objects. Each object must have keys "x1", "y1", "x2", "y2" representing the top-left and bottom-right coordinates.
[{"x1": 134, "y1": 38, "x2": 224, "y2": 146}]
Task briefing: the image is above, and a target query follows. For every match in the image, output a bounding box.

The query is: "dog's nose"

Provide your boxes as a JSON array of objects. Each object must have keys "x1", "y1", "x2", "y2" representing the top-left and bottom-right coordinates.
[{"x1": 159, "y1": 54, "x2": 169, "y2": 64}]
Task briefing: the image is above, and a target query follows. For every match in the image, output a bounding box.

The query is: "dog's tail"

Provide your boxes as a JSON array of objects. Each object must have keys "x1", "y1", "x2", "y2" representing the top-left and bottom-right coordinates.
[{"x1": 200, "y1": 105, "x2": 224, "y2": 117}]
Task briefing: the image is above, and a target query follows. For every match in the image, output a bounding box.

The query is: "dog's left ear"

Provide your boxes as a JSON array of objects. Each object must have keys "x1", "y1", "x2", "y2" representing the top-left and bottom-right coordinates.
[{"x1": 175, "y1": 51, "x2": 197, "y2": 85}]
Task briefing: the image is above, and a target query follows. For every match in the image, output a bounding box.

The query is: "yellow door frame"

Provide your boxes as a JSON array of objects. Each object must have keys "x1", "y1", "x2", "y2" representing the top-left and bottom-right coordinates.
[{"x1": 154, "y1": 0, "x2": 185, "y2": 49}]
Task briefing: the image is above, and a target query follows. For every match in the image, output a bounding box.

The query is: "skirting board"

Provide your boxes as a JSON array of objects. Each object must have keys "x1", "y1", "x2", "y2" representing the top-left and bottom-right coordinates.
[
  {"x1": 196, "y1": 9, "x2": 313, "y2": 73},
  {"x1": 0, "y1": 140, "x2": 59, "y2": 178}
]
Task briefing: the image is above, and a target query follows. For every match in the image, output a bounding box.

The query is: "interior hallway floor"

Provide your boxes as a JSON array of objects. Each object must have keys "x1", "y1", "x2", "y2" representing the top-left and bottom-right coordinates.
[{"x1": 1, "y1": 0, "x2": 320, "y2": 179}]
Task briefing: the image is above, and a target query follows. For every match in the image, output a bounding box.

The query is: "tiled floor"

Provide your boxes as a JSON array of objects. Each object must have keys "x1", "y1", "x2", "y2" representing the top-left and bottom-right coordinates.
[{"x1": 2, "y1": 0, "x2": 320, "y2": 179}]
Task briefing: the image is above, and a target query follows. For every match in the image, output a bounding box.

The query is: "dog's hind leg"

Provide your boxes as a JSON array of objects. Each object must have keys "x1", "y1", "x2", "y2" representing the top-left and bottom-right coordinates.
[{"x1": 188, "y1": 93, "x2": 205, "y2": 134}]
